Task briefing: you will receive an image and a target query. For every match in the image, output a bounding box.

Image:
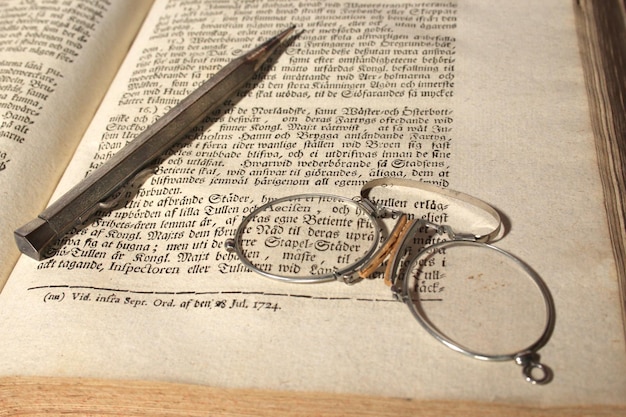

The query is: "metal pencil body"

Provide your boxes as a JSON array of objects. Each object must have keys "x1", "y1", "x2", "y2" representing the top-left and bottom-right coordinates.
[{"x1": 15, "y1": 26, "x2": 295, "y2": 260}]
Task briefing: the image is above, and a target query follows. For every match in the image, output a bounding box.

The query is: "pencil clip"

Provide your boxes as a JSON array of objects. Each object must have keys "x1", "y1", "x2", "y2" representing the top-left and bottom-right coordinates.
[{"x1": 78, "y1": 167, "x2": 155, "y2": 225}]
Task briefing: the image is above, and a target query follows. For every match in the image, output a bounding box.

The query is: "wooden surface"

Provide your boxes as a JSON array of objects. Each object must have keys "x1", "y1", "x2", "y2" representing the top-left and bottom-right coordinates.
[{"x1": 0, "y1": 377, "x2": 624, "y2": 416}]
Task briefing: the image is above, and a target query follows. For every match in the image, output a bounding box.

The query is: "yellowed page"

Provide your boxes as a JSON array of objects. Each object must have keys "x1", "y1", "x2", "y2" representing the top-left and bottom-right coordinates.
[
  {"x1": 0, "y1": 0, "x2": 624, "y2": 408},
  {"x1": 0, "y1": 0, "x2": 154, "y2": 285}
]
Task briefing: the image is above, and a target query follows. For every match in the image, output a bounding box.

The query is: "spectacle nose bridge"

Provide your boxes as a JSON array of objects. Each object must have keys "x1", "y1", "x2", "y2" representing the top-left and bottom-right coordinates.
[{"x1": 385, "y1": 219, "x2": 474, "y2": 296}]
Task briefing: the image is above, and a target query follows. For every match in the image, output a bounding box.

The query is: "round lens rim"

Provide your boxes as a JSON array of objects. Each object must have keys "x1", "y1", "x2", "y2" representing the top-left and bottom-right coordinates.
[
  {"x1": 229, "y1": 193, "x2": 381, "y2": 283},
  {"x1": 401, "y1": 240, "x2": 555, "y2": 362}
]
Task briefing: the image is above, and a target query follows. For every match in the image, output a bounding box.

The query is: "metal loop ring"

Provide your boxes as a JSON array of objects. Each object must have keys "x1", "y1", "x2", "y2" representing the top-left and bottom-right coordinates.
[
  {"x1": 515, "y1": 352, "x2": 553, "y2": 385},
  {"x1": 523, "y1": 360, "x2": 553, "y2": 385}
]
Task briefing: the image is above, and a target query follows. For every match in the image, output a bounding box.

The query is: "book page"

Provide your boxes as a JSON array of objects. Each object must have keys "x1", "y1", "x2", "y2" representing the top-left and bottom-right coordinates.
[
  {"x1": 0, "y1": 0, "x2": 624, "y2": 407},
  {"x1": 575, "y1": 0, "x2": 626, "y2": 336},
  {"x1": 0, "y1": 0, "x2": 154, "y2": 285}
]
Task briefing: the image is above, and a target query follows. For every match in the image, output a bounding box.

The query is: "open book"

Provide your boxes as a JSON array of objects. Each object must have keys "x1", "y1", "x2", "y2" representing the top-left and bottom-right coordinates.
[{"x1": 1, "y1": 0, "x2": 625, "y2": 414}]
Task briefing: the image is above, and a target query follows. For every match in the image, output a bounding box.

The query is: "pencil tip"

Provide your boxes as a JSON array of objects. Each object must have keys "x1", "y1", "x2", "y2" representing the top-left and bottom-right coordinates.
[
  {"x1": 245, "y1": 26, "x2": 298, "y2": 67},
  {"x1": 277, "y1": 25, "x2": 297, "y2": 42}
]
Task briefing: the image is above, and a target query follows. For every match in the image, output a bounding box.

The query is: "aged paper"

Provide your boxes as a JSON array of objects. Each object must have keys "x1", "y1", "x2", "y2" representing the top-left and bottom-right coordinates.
[
  {"x1": 0, "y1": 0, "x2": 154, "y2": 284},
  {"x1": 0, "y1": 0, "x2": 624, "y2": 407}
]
